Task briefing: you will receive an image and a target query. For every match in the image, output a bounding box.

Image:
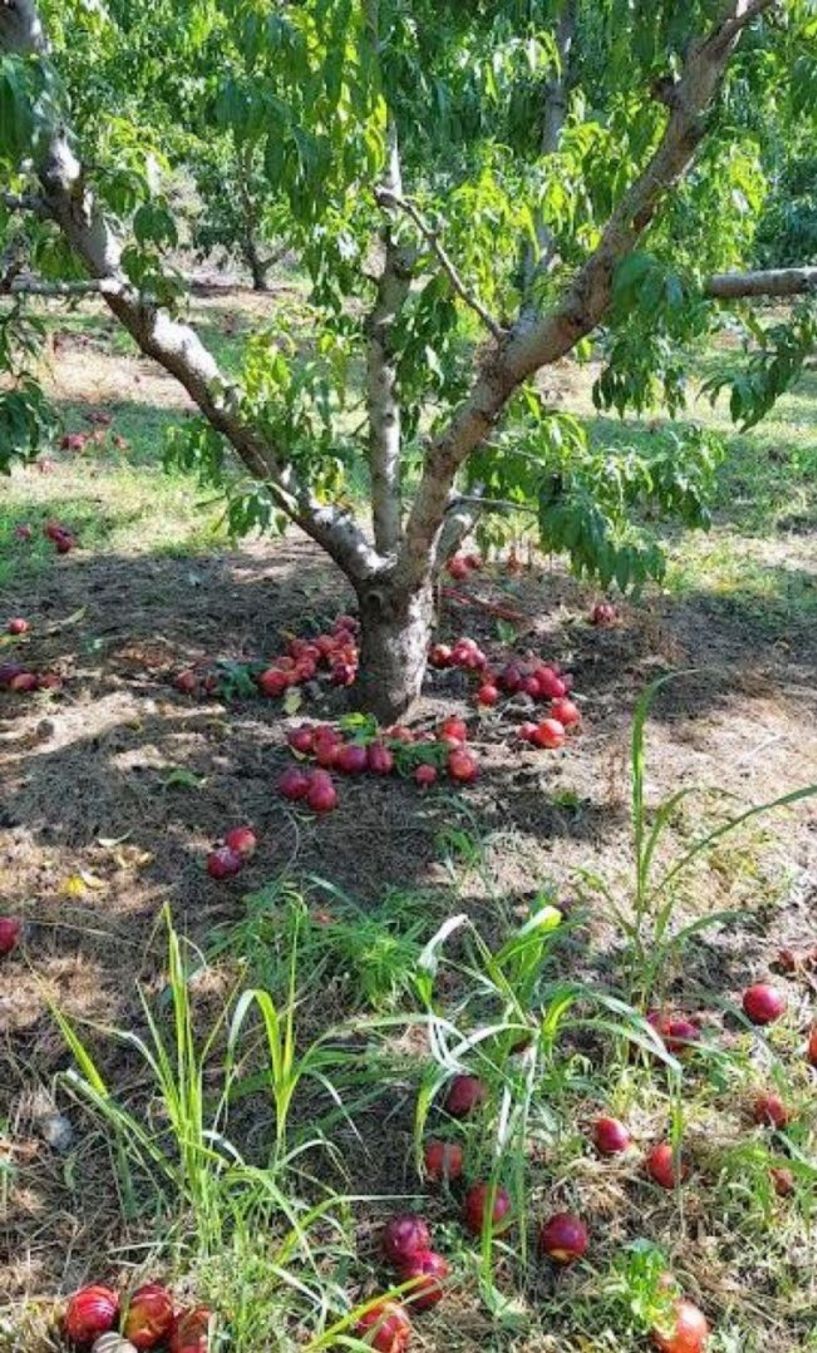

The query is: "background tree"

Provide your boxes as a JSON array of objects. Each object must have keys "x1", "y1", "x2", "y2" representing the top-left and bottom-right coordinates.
[{"x1": 1, "y1": 0, "x2": 816, "y2": 720}]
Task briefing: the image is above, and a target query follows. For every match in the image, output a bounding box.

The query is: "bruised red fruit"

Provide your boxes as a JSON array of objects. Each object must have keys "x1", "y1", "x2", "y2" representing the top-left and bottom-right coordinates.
[
  {"x1": 538, "y1": 1212, "x2": 589, "y2": 1265},
  {"x1": 287, "y1": 724, "x2": 315, "y2": 755},
  {"x1": 225, "y1": 826, "x2": 256, "y2": 858},
  {"x1": 367, "y1": 742, "x2": 395, "y2": 775},
  {"x1": 423, "y1": 1139, "x2": 463, "y2": 1183},
  {"x1": 335, "y1": 743, "x2": 368, "y2": 774},
  {"x1": 331, "y1": 662, "x2": 357, "y2": 687},
  {"x1": 333, "y1": 614, "x2": 359, "y2": 635},
  {"x1": 444, "y1": 1074, "x2": 487, "y2": 1118},
  {"x1": 278, "y1": 767, "x2": 311, "y2": 801},
  {"x1": 591, "y1": 602, "x2": 618, "y2": 627},
  {"x1": 123, "y1": 1283, "x2": 174, "y2": 1350},
  {"x1": 531, "y1": 719, "x2": 566, "y2": 750},
  {"x1": 6, "y1": 618, "x2": 29, "y2": 635},
  {"x1": 206, "y1": 847, "x2": 243, "y2": 880},
  {"x1": 447, "y1": 748, "x2": 478, "y2": 783},
  {"x1": 646, "y1": 1142, "x2": 688, "y2": 1190},
  {"x1": 9, "y1": 671, "x2": 38, "y2": 692},
  {"x1": 663, "y1": 1019, "x2": 701, "y2": 1056},
  {"x1": 534, "y1": 669, "x2": 566, "y2": 700},
  {"x1": 439, "y1": 716, "x2": 468, "y2": 745},
  {"x1": 64, "y1": 1285, "x2": 120, "y2": 1345},
  {"x1": 752, "y1": 1093, "x2": 790, "y2": 1129},
  {"x1": 770, "y1": 1167, "x2": 795, "y2": 1197},
  {"x1": 518, "y1": 721, "x2": 539, "y2": 743},
  {"x1": 550, "y1": 697, "x2": 580, "y2": 728},
  {"x1": 593, "y1": 1116, "x2": 630, "y2": 1156},
  {"x1": 414, "y1": 764, "x2": 438, "y2": 789},
  {"x1": 463, "y1": 1182, "x2": 511, "y2": 1236},
  {"x1": 0, "y1": 917, "x2": 22, "y2": 956},
  {"x1": 499, "y1": 664, "x2": 522, "y2": 694},
  {"x1": 387, "y1": 725, "x2": 414, "y2": 744},
  {"x1": 446, "y1": 555, "x2": 470, "y2": 581},
  {"x1": 650, "y1": 1297, "x2": 709, "y2": 1352},
  {"x1": 0, "y1": 662, "x2": 25, "y2": 688},
  {"x1": 808, "y1": 1026, "x2": 817, "y2": 1068},
  {"x1": 354, "y1": 1300, "x2": 411, "y2": 1353},
  {"x1": 398, "y1": 1250, "x2": 449, "y2": 1311},
  {"x1": 429, "y1": 644, "x2": 452, "y2": 669},
  {"x1": 174, "y1": 670, "x2": 198, "y2": 696},
  {"x1": 257, "y1": 668, "x2": 288, "y2": 698},
  {"x1": 381, "y1": 1213, "x2": 431, "y2": 1267},
  {"x1": 742, "y1": 983, "x2": 787, "y2": 1025},
  {"x1": 306, "y1": 770, "x2": 338, "y2": 813},
  {"x1": 476, "y1": 684, "x2": 500, "y2": 707},
  {"x1": 14, "y1": 523, "x2": 33, "y2": 541},
  {"x1": 169, "y1": 1305, "x2": 211, "y2": 1353}
]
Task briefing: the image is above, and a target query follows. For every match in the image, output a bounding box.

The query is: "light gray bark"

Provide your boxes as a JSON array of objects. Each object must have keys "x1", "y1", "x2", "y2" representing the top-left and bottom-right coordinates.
[{"x1": 705, "y1": 266, "x2": 817, "y2": 299}]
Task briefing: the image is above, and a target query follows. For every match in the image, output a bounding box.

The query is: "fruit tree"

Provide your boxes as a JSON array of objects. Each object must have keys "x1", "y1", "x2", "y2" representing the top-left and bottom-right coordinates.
[{"x1": 1, "y1": 0, "x2": 816, "y2": 719}]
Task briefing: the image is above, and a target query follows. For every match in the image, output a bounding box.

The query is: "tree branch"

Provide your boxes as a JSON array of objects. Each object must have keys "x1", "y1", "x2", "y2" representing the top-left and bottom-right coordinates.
[
  {"x1": 2, "y1": 189, "x2": 46, "y2": 214},
  {"x1": 705, "y1": 266, "x2": 817, "y2": 299},
  {"x1": 377, "y1": 187, "x2": 505, "y2": 341},
  {"x1": 397, "y1": 0, "x2": 780, "y2": 585},
  {"x1": 1, "y1": 274, "x2": 124, "y2": 297}
]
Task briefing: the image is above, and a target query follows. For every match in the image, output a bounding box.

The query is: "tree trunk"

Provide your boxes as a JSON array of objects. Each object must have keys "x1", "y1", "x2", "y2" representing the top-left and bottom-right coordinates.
[
  {"x1": 354, "y1": 575, "x2": 435, "y2": 724},
  {"x1": 244, "y1": 235, "x2": 269, "y2": 292}
]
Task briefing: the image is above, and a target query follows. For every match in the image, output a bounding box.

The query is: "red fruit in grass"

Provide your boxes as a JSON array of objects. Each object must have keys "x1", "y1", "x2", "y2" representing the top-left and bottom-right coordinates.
[
  {"x1": 429, "y1": 644, "x2": 452, "y2": 669},
  {"x1": 414, "y1": 764, "x2": 438, "y2": 789},
  {"x1": 174, "y1": 670, "x2": 198, "y2": 696},
  {"x1": 306, "y1": 770, "x2": 338, "y2": 813},
  {"x1": 550, "y1": 697, "x2": 580, "y2": 728},
  {"x1": 663, "y1": 1019, "x2": 701, "y2": 1056},
  {"x1": 743, "y1": 983, "x2": 787, "y2": 1025},
  {"x1": 753, "y1": 1093, "x2": 790, "y2": 1129},
  {"x1": 463, "y1": 1182, "x2": 511, "y2": 1236},
  {"x1": 288, "y1": 724, "x2": 315, "y2": 755},
  {"x1": 381, "y1": 1214, "x2": 431, "y2": 1267},
  {"x1": 444, "y1": 1074, "x2": 487, "y2": 1118},
  {"x1": 258, "y1": 667, "x2": 288, "y2": 698},
  {"x1": 439, "y1": 716, "x2": 468, "y2": 745},
  {"x1": 650, "y1": 1298, "x2": 709, "y2": 1352},
  {"x1": 646, "y1": 1142, "x2": 688, "y2": 1190},
  {"x1": 278, "y1": 767, "x2": 311, "y2": 801},
  {"x1": 531, "y1": 718, "x2": 566, "y2": 750},
  {"x1": 335, "y1": 743, "x2": 369, "y2": 774},
  {"x1": 476, "y1": 683, "x2": 500, "y2": 707},
  {"x1": 6, "y1": 618, "x2": 29, "y2": 635},
  {"x1": 447, "y1": 748, "x2": 478, "y2": 783},
  {"x1": 64, "y1": 1285, "x2": 120, "y2": 1345},
  {"x1": 354, "y1": 1300, "x2": 411, "y2": 1352},
  {"x1": 206, "y1": 846, "x2": 244, "y2": 880},
  {"x1": 123, "y1": 1283, "x2": 174, "y2": 1350},
  {"x1": 14, "y1": 523, "x2": 33, "y2": 541},
  {"x1": 423, "y1": 1139, "x2": 463, "y2": 1183},
  {"x1": 770, "y1": 1167, "x2": 795, "y2": 1197},
  {"x1": 398, "y1": 1250, "x2": 449, "y2": 1311},
  {"x1": 808, "y1": 1026, "x2": 817, "y2": 1068},
  {"x1": 169, "y1": 1306, "x2": 211, "y2": 1353},
  {"x1": 367, "y1": 742, "x2": 394, "y2": 775},
  {"x1": 225, "y1": 825, "x2": 256, "y2": 858},
  {"x1": 9, "y1": 671, "x2": 38, "y2": 692},
  {"x1": 464, "y1": 552, "x2": 483, "y2": 571},
  {"x1": 593, "y1": 1116, "x2": 631, "y2": 1156},
  {"x1": 446, "y1": 555, "x2": 470, "y2": 581},
  {"x1": 538, "y1": 1212, "x2": 589, "y2": 1265},
  {"x1": 55, "y1": 531, "x2": 76, "y2": 553},
  {"x1": 0, "y1": 917, "x2": 22, "y2": 955}
]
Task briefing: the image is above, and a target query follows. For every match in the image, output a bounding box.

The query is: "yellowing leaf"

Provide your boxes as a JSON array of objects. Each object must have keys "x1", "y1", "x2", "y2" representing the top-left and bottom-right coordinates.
[
  {"x1": 79, "y1": 871, "x2": 107, "y2": 891},
  {"x1": 61, "y1": 875, "x2": 87, "y2": 898},
  {"x1": 284, "y1": 687, "x2": 303, "y2": 715}
]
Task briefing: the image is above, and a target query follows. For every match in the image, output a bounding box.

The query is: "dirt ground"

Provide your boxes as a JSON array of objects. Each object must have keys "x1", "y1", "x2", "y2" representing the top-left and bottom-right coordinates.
[{"x1": 2, "y1": 513, "x2": 816, "y2": 1329}]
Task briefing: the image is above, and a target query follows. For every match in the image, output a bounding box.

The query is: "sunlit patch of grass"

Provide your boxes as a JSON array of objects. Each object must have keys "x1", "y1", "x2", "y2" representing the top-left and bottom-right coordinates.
[{"x1": 662, "y1": 530, "x2": 817, "y2": 633}]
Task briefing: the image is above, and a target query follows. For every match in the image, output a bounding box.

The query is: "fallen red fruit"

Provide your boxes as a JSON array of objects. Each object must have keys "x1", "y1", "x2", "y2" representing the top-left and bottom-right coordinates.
[
  {"x1": 278, "y1": 767, "x2": 311, "y2": 801},
  {"x1": 257, "y1": 667, "x2": 288, "y2": 698},
  {"x1": 387, "y1": 725, "x2": 414, "y2": 743},
  {"x1": 64, "y1": 1285, "x2": 120, "y2": 1346},
  {"x1": 646, "y1": 1142, "x2": 688, "y2": 1190},
  {"x1": 287, "y1": 724, "x2": 315, "y2": 755},
  {"x1": 650, "y1": 1297, "x2": 709, "y2": 1352},
  {"x1": 354, "y1": 1300, "x2": 411, "y2": 1352},
  {"x1": 443, "y1": 1074, "x2": 487, "y2": 1118},
  {"x1": 663, "y1": 1018, "x2": 701, "y2": 1056},
  {"x1": 306, "y1": 769, "x2": 338, "y2": 813},
  {"x1": 534, "y1": 669, "x2": 566, "y2": 700},
  {"x1": 439, "y1": 716, "x2": 468, "y2": 745},
  {"x1": 591, "y1": 602, "x2": 618, "y2": 627},
  {"x1": 0, "y1": 917, "x2": 22, "y2": 956},
  {"x1": 429, "y1": 644, "x2": 452, "y2": 669},
  {"x1": 476, "y1": 683, "x2": 500, "y2": 707},
  {"x1": 335, "y1": 743, "x2": 369, "y2": 774},
  {"x1": 423, "y1": 1139, "x2": 463, "y2": 1183},
  {"x1": 6, "y1": 618, "x2": 29, "y2": 635},
  {"x1": 463, "y1": 1182, "x2": 511, "y2": 1236},
  {"x1": 174, "y1": 670, "x2": 198, "y2": 695},
  {"x1": 808, "y1": 1026, "x2": 817, "y2": 1068},
  {"x1": 531, "y1": 718, "x2": 566, "y2": 749},
  {"x1": 593, "y1": 1116, "x2": 630, "y2": 1156},
  {"x1": 367, "y1": 742, "x2": 395, "y2": 775},
  {"x1": 742, "y1": 983, "x2": 786, "y2": 1025},
  {"x1": 169, "y1": 1305, "x2": 211, "y2": 1353},
  {"x1": 446, "y1": 555, "x2": 470, "y2": 581},
  {"x1": 414, "y1": 764, "x2": 438, "y2": 789},
  {"x1": 381, "y1": 1213, "x2": 431, "y2": 1267},
  {"x1": 206, "y1": 846, "x2": 244, "y2": 880},
  {"x1": 225, "y1": 826, "x2": 256, "y2": 858},
  {"x1": 9, "y1": 671, "x2": 38, "y2": 692},
  {"x1": 398, "y1": 1250, "x2": 449, "y2": 1311},
  {"x1": 770, "y1": 1167, "x2": 795, "y2": 1197},
  {"x1": 538, "y1": 1211, "x2": 589, "y2": 1265},
  {"x1": 550, "y1": 697, "x2": 580, "y2": 727},
  {"x1": 14, "y1": 523, "x2": 33, "y2": 541},
  {"x1": 518, "y1": 721, "x2": 539, "y2": 743},
  {"x1": 123, "y1": 1283, "x2": 174, "y2": 1350},
  {"x1": 752, "y1": 1092, "x2": 790, "y2": 1129},
  {"x1": 447, "y1": 748, "x2": 478, "y2": 783}
]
